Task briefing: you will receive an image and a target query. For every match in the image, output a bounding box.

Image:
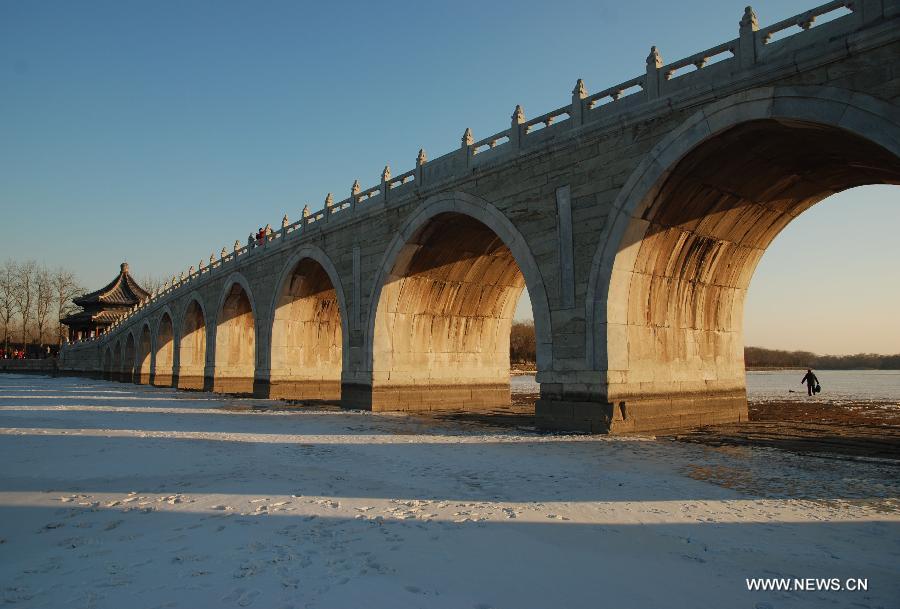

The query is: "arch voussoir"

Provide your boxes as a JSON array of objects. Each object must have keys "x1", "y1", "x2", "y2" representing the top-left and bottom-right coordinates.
[
  {"x1": 211, "y1": 273, "x2": 257, "y2": 395},
  {"x1": 259, "y1": 246, "x2": 348, "y2": 402},
  {"x1": 575, "y1": 85, "x2": 900, "y2": 434},
  {"x1": 349, "y1": 191, "x2": 553, "y2": 413}
]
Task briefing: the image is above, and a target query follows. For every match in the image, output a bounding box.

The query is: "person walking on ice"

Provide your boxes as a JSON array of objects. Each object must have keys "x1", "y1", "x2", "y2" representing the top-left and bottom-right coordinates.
[{"x1": 801, "y1": 368, "x2": 819, "y2": 396}]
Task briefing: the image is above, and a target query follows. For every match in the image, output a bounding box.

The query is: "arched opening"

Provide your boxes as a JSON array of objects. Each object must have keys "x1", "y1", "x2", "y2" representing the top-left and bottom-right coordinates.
[
  {"x1": 268, "y1": 258, "x2": 343, "y2": 401},
  {"x1": 136, "y1": 324, "x2": 152, "y2": 384},
  {"x1": 102, "y1": 347, "x2": 111, "y2": 380},
  {"x1": 367, "y1": 212, "x2": 530, "y2": 411},
  {"x1": 603, "y1": 118, "x2": 900, "y2": 431},
  {"x1": 153, "y1": 313, "x2": 175, "y2": 387},
  {"x1": 112, "y1": 341, "x2": 122, "y2": 382},
  {"x1": 178, "y1": 300, "x2": 207, "y2": 390},
  {"x1": 123, "y1": 333, "x2": 135, "y2": 384},
  {"x1": 214, "y1": 282, "x2": 256, "y2": 394}
]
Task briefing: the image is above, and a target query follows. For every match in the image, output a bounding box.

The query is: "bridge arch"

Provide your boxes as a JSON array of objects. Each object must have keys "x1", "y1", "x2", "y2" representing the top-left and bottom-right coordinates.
[
  {"x1": 123, "y1": 332, "x2": 136, "y2": 384},
  {"x1": 111, "y1": 340, "x2": 122, "y2": 382},
  {"x1": 212, "y1": 273, "x2": 258, "y2": 394},
  {"x1": 177, "y1": 293, "x2": 209, "y2": 390},
  {"x1": 264, "y1": 246, "x2": 348, "y2": 401},
  {"x1": 585, "y1": 85, "x2": 900, "y2": 431},
  {"x1": 102, "y1": 346, "x2": 112, "y2": 380},
  {"x1": 356, "y1": 191, "x2": 552, "y2": 410},
  {"x1": 136, "y1": 323, "x2": 153, "y2": 384},
  {"x1": 153, "y1": 307, "x2": 175, "y2": 387}
]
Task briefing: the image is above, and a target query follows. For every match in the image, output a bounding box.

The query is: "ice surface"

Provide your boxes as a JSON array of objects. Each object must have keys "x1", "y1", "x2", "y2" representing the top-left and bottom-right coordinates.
[{"x1": 0, "y1": 374, "x2": 897, "y2": 608}]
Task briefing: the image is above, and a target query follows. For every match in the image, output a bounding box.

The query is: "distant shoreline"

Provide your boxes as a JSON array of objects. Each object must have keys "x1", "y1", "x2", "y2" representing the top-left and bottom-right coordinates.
[
  {"x1": 510, "y1": 365, "x2": 899, "y2": 374},
  {"x1": 746, "y1": 366, "x2": 900, "y2": 371},
  {"x1": 510, "y1": 364, "x2": 899, "y2": 374}
]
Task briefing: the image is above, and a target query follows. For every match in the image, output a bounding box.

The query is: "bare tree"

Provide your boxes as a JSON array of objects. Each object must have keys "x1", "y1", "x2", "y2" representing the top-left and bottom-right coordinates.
[
  {"x1": 139, "y1": 274, "x2": 164, "y2": 295},
  {"x1": 0, "y1": 260, "x2": 16, "y2": 354},
  {"x1": 13, "y1": 260, "x2": 37, "y2": 349},
  {"x1": 35, "y1": 265, "x2": 54, "y2": 348},
  {"x1": 52, "y1": 268, "x2": 82, "y2": 345}
]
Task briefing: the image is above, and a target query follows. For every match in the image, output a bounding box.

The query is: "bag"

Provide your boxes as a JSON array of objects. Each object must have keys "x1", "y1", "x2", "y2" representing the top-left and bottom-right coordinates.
[{"x1": 814, "y1": 384, "x2": 821, "y2": 394}]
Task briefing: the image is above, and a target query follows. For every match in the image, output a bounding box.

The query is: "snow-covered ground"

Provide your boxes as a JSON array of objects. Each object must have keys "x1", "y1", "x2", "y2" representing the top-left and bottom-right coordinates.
[{"x1": 1, "y1": 375, "x2": 898, "y2": 609}]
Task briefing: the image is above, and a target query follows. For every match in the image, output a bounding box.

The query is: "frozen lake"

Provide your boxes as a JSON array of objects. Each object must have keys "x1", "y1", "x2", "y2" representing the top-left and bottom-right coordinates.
[
  {"x1": 1, "y1": 373, "x2": 898, "y2": 608},
  {"x1": 513, "y1": 370, "x2": 900, "y2": 405},
  {"x1": 746, "y1": 369, "x2": 900, "y2": 404}
]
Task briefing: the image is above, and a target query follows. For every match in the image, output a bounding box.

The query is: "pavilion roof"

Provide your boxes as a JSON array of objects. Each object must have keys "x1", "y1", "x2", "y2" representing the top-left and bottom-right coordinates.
[
  {"x1": 73, "y1": 262, "x2": 150, "y2": 308},
  {"x1": 61, "y1": 309, "x2": 125, "y2": 326}
]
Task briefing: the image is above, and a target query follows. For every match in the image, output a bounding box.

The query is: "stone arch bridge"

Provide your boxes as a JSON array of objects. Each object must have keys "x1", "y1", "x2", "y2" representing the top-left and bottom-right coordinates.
[{"x1": 61, "y1": 1, "x2": 900, "y2": 432}]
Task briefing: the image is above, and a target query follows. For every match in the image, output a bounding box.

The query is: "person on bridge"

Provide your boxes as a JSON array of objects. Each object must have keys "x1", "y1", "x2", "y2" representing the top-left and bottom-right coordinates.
[{"x1": 801, "y1": 368, "x2": 819, "y2": 396}]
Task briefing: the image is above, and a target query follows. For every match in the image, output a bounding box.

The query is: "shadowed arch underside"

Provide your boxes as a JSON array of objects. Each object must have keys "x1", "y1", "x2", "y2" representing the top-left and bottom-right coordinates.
[
  {"x1": 357, "y1": 212, "x2": 527, "y2": 411},
  {"x1": 178, "y1": 300, "x2": 207, "y2": 390},
  {"x1": 265, "y1": 258, "x2": 343, "y2": 401},
  {"x1": 102, "y1": 348, "x2": 111, "y2": 380},
  {"x1": 122, "y1": 334, "x2": 135, "y2": 384},
  {"x1": 214, "y1": 283, "x2": 256, "y2": 394},
  {"x1": 111, "y1": 342, "x2": 122, "y2": 382},
  {"x1": 136, "y1": 325, "x2": 152, "y2": 384},
  {"x1": 153, "y1": 313, "x2": 175, "y2": 387},
  {"x1": 603, "y1": 119, "x2": 900, "y2": 432}
]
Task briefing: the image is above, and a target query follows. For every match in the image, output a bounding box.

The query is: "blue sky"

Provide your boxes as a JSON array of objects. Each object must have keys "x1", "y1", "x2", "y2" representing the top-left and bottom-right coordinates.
[{"x1": 2, "y1": 0, "x2": 898, "y2": 354}]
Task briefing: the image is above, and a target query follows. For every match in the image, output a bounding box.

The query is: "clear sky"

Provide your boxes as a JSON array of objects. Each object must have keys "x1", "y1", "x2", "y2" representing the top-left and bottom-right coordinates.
[{"x1": 2, "y1": 0, "x2": 897, "y2": 355}]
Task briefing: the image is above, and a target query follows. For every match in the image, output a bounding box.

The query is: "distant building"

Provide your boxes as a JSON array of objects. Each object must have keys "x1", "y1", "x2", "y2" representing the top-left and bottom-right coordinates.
[{"x1": 61, "y1": 263, "x2": 149, "y2": 342}]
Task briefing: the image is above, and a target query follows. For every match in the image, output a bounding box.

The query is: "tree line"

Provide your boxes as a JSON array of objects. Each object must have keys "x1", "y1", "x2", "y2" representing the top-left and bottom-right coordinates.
[
  {"x1": 744, "y1": 346, "x2": 900, "y2": 370},
  {"x1": 510, "y1": 321, "x2": 536, "y2": 365},
  {"x1": 0, "y1": 260, "x2": 83, "y2": 357},
  {"x1": 508, "y1": 323, "x2": 900, "y2": 370}
]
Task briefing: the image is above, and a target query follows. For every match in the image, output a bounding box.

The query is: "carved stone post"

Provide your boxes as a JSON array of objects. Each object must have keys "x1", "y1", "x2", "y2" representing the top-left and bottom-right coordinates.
[
  {"x1": 856, "y1": 0, "x2": 885, "y2": 23},
  {"x1": 510, "y1": 105, "x2": 525, "y2": 149},
  {"x1": 738, "y1": 6, "x2": 759, "y2": 69},
  {"x1": 415, "y1": 149, "x2": 427, "y2": 187},
  {"x1": 350, "y1": 179, "x2": 361, "y2": 211},
  {"x1": 461, "y1": 128, "x2": 474, "y2": 168},
  {"x1": 571, "y1": 79, "x2": 587, "y2": 126},
  {"x1": 324, "y1": 194, "x2": 334, "y2": 222},
  {"x1": 380, "y1": 165, "x2": 391, "y2": 204},
  {"x1": 645, "y1": 46, "x2": 663, "y2": 100}
]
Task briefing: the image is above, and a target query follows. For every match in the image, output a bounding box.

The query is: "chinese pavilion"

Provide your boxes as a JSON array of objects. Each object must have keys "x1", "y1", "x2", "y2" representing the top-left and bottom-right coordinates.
[{"x1": 61, "y1": 263, "x2": 150, "y2": 342}]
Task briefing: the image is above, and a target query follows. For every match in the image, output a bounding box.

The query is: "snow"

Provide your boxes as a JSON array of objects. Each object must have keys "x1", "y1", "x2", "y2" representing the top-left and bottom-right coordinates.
[{"x1": 0, "y1": 374, "x2": 898, "y2": 608}]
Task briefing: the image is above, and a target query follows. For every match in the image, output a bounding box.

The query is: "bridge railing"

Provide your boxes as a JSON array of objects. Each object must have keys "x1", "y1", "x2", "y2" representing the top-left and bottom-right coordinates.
[
  {"x1": 471, "y1": 130, "x2": 511, "y2": 156},
  {"x1": 583, "y1": 76, "x2": 646, "y2": 112},
  {"x1": 661, "y1": 40, "x2": 736, "y2": 82},
  {"x1": 63, "y1": 0, "x2": 890, "y2": 351},
  {"x1": 759, "y1": 0, "x2": 854, "y2": 43}
]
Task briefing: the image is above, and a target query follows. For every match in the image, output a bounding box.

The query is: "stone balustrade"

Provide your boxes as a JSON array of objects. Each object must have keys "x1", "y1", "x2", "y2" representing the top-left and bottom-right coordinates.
[
  {"x1": 54, "y1": 0, "x2": 900, "y2": 435},
  {"x1": 61, "y1": 0, "x2": 895, "y2": 376}
]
